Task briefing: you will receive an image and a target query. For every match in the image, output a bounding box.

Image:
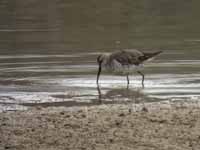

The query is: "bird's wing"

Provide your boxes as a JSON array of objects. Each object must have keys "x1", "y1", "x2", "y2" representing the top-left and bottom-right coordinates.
[{"x1": 110, "y1": 50, "x2": 144, "y2": 66}]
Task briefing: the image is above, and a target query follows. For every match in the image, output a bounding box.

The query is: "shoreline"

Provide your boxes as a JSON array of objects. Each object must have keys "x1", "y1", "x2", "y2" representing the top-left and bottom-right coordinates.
[{"x1": 1, "y1": 100, "x2": 200, "y2": 150}]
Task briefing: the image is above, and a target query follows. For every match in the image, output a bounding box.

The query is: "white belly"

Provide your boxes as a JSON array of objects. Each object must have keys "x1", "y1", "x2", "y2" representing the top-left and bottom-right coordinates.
[{"x1": 103, "y1": 60, "x2": 144, "y2": 74}]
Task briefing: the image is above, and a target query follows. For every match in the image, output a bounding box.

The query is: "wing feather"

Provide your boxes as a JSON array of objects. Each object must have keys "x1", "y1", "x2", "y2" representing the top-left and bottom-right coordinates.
[{"x1": 109, "y1": 49, "x2": 144, "y2": 66}]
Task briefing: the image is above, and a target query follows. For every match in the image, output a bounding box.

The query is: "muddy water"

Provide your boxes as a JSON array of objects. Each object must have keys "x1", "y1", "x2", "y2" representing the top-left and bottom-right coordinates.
[{"x1": 1, "y1": 0, "x2": 200, "y2": 111}]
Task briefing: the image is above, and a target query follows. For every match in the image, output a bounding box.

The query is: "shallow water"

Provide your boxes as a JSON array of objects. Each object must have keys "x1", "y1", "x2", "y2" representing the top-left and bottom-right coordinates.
[
  {"x1": 1, "y1": 1, "x2": 200, "y2": 111},
  {"x1": 1, "y1": 53, "x2": 200, "y2": 111}
]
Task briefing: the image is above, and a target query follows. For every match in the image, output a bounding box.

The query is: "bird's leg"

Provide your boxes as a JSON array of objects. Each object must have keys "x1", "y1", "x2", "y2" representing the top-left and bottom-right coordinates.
[
  {"x1": 96, "y1": 62, "x2": 102, "y2": 85},
  {"x1": 97, "y1": 84, "x2": 102, "y2": 103},
  {"x1": 137, "y1": 71, "x2": 144, "y2": 88},
  {"x1": 126, "y1": 74, "x2": 130, "y2": 89}
]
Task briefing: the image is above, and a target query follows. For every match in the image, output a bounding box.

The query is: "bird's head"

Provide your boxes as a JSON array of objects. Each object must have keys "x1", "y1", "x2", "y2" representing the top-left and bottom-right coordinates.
[{"x1": 97, "y1": 54, "x2": 108, "y2": 65}]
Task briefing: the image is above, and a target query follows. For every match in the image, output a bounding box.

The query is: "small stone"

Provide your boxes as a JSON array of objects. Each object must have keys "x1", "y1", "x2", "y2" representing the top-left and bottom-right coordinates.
[
  {"x1": 64, "y1": 123, "x2": 71, "y2": 127},
  {"x1": 115, "y1": 120, "x2": 122, "y2": 126},
  {"x1": 65, "y1": 114, "x2": 71, "y2": 118},
  {"x1": 5, "y1": 146, "x2": 10, "y2": 149},
  {"x1": 1, "y1": 123, "x2": 7, "y2": 126},
  {"x1": 81, "y1": 114, "x2": 86, "y2": 118},
  {"x1": 109, "y1": 139, "x2": 113, "y2": 143},
  {"x1": 118, "y1": 113, "x2": 125, "y2": 117},
  {"x1": 60, "y1": 112, "x2": 65, "y2": 115},
  {"x1": 142, "y1": 107, "x2": 148, "y2": 112},
  {"x1": 36, "y1": 106, "x2": 42, "y2": 110}
]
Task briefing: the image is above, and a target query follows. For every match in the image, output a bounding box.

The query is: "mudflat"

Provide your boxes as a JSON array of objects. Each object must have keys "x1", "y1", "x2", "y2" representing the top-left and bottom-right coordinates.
[{"x1": 1, "y1": 100, "x2": 200, "y2": 150}]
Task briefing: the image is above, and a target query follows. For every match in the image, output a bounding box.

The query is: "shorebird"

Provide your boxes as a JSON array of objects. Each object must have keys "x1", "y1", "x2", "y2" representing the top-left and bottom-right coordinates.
[{"x1": 96, "y1": 49, "x2": 162, "y2": 87}]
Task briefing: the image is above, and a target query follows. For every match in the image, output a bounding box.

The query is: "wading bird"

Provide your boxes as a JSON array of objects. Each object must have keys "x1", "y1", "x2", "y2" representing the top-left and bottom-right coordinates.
[{"x1": 96, "y1": 49, "x2": 162, "y2": 87}]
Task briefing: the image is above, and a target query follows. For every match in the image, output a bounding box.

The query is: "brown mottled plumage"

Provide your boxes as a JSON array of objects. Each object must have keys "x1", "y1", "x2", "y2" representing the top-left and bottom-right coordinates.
[{"x1": 97, "y1": 49, "x2": 162, "y2": 87}]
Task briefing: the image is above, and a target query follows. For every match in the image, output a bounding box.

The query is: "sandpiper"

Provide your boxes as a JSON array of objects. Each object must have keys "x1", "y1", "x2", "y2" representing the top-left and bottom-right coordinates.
[{"x1": 96, "y1": 49, "x2": 162, "y2": 87}]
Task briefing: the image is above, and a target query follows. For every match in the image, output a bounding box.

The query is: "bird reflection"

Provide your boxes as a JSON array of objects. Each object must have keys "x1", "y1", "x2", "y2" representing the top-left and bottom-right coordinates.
[
  {"x1": 97, "y1": 84, "x2": 102, "y2": 101},
  {"x1": 96, "y1": 85, "x2": 151, "y2": 112},
  {"x1": 97, "y1": 85, "x2": 153, "y2": 112},
  {"x1": 97, "y1": 84, "x2": 148, "y2": 103}
]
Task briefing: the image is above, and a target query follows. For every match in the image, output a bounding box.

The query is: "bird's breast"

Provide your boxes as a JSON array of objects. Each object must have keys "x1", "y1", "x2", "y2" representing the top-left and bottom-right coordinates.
[{"x1": 102, "y1": 60, "x2": 144, "y2": 74}]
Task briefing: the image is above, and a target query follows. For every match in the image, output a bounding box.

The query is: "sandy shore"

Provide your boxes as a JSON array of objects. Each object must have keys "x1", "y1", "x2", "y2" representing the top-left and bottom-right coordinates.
[{"x1": 1, "y1": 100, "x2": 200, "y2": 150}]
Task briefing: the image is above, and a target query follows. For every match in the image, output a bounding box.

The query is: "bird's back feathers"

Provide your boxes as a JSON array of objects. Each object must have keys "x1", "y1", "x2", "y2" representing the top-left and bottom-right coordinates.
[
  {"x1": 109, "y1": 49, "x2": 143, "y2": 66},
  {"x1": 108, "y1": 49, "x2": 162, "y2": 66}
]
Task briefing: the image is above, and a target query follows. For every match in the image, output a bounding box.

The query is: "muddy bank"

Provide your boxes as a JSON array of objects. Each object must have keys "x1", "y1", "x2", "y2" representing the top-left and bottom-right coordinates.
[{"x1": 1, "y1": 100, "x2": 200, "y2": 150}]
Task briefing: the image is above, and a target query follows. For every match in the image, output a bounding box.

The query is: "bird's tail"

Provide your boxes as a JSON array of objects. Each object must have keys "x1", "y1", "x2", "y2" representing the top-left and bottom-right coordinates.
[{"x1": 139, "y1": 51, "x2": 162, "y2": 62}]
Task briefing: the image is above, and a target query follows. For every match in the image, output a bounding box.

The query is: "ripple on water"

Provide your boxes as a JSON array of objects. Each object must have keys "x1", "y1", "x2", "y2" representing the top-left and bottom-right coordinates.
[{"x1": 0, "y1": 55, "x2": 200, "y2": 111}]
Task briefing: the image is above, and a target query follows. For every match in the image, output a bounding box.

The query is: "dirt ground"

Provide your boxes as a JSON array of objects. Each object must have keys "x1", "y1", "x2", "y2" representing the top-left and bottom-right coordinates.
[{"x1": 1, "y1": 100, "x2": 200, "y2": 150}]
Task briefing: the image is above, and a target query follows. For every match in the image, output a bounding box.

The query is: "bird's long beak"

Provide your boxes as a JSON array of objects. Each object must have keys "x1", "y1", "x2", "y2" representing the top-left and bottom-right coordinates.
[{"x1": 96, "y1": 62, "x2": 102, "y2": 85}]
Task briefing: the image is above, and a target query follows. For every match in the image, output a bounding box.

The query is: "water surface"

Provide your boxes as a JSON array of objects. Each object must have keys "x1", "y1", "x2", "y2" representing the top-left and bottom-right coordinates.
[{"x1": 1, "y1": 0, "x2": 200, "y2": 111}]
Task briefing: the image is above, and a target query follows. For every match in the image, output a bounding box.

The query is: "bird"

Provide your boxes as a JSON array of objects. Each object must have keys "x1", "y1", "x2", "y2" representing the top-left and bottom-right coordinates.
[{"x1": 96, "y1": 49, "x2": 162, "y2": 87}]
